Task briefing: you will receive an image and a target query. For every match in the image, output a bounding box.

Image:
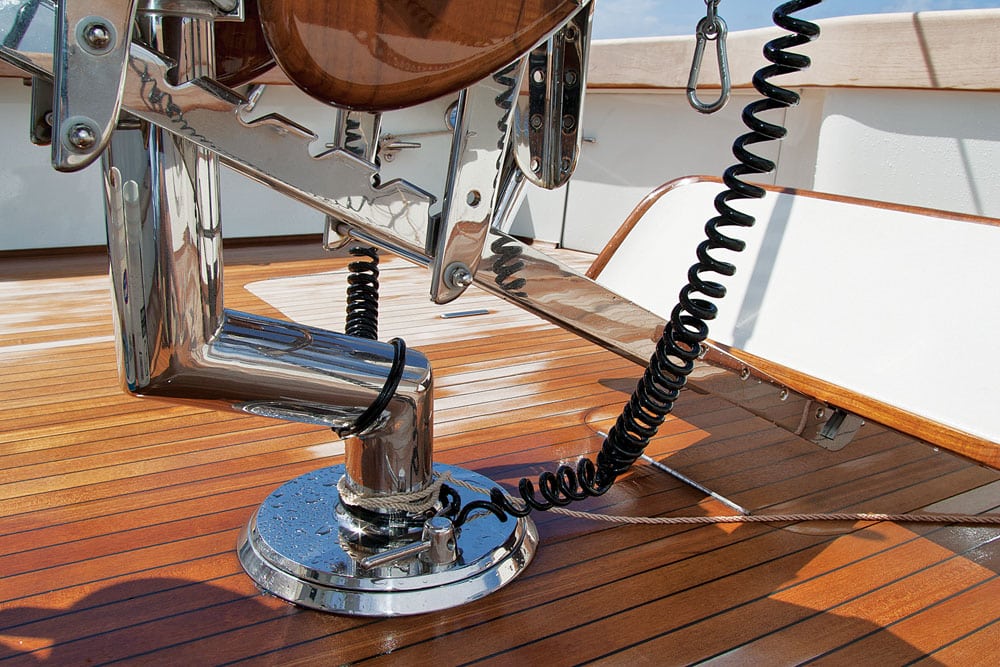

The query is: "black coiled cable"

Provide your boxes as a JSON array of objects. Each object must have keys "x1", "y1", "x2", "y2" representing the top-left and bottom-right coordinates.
[
  {"x1": 453, "y1": 0, "x2": 823, "y2": 527},
  {"x1": 493, "y1": 61, "x2": 520, "y2": 153},
  {"x1": 345, "y1": 246, "x2": 381, "y2": 341},
  {"x1": 489, "y1": 235, "x2": 529, "y2": 298}
]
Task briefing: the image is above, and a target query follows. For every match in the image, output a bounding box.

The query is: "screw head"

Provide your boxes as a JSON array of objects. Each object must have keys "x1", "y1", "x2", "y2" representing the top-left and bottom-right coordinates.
[
  {"x1": 79, "y1": 20, "x2": 115, "y2": 53},
  {"x1": 446, "y1": 264, "x2": 473, "y2": 289},
  {"x1": 67, "y1": 123, "x2": 97, "y2": 151}
]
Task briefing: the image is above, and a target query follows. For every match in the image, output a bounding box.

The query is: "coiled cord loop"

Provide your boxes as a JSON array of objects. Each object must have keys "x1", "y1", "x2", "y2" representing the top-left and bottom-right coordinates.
[
  {"x1": 345, "y1": 246, "x2": 380, "y2": 341},
  {"x1": 451, "y1": 1, "x2": 822, "y2": 526}
]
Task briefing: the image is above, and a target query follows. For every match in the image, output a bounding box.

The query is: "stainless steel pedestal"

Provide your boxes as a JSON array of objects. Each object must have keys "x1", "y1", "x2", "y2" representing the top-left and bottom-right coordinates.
[{"x1": 238, "y1": 464, "x2": 538, "y2": 616}]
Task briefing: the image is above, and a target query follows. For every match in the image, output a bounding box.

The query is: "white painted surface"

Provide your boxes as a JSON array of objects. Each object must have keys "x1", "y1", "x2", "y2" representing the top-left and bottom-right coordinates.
[
  {"x1": 559, "y1": 89, "x2": 781, "y2": 252},
  {"x1": 555, "y1": 85, "x2": 1000, "y2": 254},
  {"x1": 0, "y1": 79, "x2": 105, "y2": 249},
  {"x1": 594, "y1": 180, "x2": 1000, "y2": 442},
  {"x1": 812, "y1": 88, "x2": 1000, "y2": 217}
]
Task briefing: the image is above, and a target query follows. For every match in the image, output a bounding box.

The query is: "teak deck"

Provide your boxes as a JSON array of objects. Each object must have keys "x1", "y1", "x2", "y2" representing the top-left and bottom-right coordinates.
[{"x1": 1, "y1": 240, "x2": 998, "y2": 665}]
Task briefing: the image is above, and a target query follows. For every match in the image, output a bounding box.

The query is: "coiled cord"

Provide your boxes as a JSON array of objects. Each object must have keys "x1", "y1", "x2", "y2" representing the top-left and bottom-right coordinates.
[
  {"x1": 342, "y1": 116, "x2": 366, "y2": 159},
  {"x1": 493, "y1": 61, "x2": 520, "y2": 153},
  {"x1": 453, "y1": 0, "x2": 823, "y2": 526},
  {"x1": 489, "y1": 235, "x2": 529, "y2": 297},
  {"x1": 345, "y1": 246, "x2": 380, "y2": 341}
]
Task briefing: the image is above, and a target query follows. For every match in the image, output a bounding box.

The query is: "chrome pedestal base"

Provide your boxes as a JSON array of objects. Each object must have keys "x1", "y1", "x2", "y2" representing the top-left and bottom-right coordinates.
[{"x1": 237, "y1": 464, "x2": 538, "y2": 616}]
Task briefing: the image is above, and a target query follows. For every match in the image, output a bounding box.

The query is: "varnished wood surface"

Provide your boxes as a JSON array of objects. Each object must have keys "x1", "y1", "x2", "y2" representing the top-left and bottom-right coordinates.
[
  {"x1": 1, "y1": 241, "x2": 998, "y2": 665},
  {"x1": 214, "y1": 2, "x2": 274, "y2": 88},
  {"x1": 588, "y1": 9, "x2": 1000, "y2": 92},
  {"x1": 257, "y1": 0, "x2": 580, "y2": 109}
]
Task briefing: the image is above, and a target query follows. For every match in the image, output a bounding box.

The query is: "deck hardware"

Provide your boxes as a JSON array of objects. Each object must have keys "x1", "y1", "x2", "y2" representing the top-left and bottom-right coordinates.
[
  {"x1": 640, "y1": 454, "x2": 751, "y2": 516},
  {"x1": 377, "y1": 129, "x2": 451, "y2": 162},
  {"x1": 239, "y1": 465, "x2": 536, "y2": 616},
  {"x1": 51, "y1": 0, "x2": 137, "y2": 170},
  {"x1": 513, "y1": 3, "x2": 593, "y2": 189},
  {"x1": 687, "y1": 0, "x2": 731, "y2": 114},
  {"x1": 441, "y1": 309, "x2": 490, "y2": 319},
  {"x1": 357, "y1": 516, "x2": 458, "y2": 570},
  {"x1": 430, "y1": 63, "x2": 526, "y2": 303},
  {"x1": 811, "y1": 407, "x2": 865, "y2": 451}
]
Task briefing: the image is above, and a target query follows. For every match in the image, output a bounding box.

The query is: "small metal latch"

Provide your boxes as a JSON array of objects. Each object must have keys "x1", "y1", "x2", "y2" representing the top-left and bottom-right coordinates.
[{"x1": 358, "y1": 516, "x2": 458, "y2": 570}]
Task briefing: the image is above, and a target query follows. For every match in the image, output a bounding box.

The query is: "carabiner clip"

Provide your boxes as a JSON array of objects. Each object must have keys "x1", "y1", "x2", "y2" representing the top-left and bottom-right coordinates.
[{"x1": 687, "y1": 9, "x2": 731, "y2": 114}]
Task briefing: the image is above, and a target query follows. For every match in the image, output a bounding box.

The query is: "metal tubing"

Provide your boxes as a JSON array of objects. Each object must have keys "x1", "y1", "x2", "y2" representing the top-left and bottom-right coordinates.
[{"x1": 100, "y1": 15, "x2": 433, "y2": 499}]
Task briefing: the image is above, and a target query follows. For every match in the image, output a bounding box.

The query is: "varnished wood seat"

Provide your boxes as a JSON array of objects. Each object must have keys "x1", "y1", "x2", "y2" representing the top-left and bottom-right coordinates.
[
  {"x1": 588, "y1": 176, "x2": 1000, "y2": 468},
  {"x1": 256, "y1": 0, "x2": 581, "y2": 110}
]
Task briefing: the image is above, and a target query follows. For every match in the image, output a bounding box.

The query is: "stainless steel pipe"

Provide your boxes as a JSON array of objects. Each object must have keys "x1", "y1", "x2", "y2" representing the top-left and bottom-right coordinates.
[{"x1": 100, "y1": 14, "x2": 433, "y2": 499}]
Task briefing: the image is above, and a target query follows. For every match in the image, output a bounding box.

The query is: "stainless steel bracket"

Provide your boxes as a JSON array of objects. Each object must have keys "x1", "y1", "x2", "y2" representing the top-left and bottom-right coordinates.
[
  {"x1": 430, "y1": 61, "x2": 526, "y2": 303},
  {"x1": 513, "y1": 3, "x2": 593, "y2": 189},
  {"x1": 51, "y1": 0, "x2": 137, "y2": 171}
]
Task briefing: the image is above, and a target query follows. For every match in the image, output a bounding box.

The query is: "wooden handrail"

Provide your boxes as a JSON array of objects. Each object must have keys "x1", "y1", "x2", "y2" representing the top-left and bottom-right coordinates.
[{"x1": 588, "y1": 9, "x2": 1000, "y2": 92}]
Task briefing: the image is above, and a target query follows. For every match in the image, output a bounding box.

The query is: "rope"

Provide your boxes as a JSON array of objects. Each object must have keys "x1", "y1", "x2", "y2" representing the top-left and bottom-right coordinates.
[
  {"x1": 545, "y1": 507, "x2": 1000, "y2": 526},
  {"x1": 445, "y1": 477, "x2": 1000, "y2": 527},
  {"x1": 336, "y1": 473, "x2": 1000, "y2": 527},
  {"x1": 337, "y1": 471, "x2": 454, "y2": 515}
]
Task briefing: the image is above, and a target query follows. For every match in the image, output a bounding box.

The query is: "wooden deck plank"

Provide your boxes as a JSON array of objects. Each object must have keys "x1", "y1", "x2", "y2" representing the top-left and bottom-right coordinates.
[{"x1": 0, "y1": 241, "x2": 997, "y2": 665}]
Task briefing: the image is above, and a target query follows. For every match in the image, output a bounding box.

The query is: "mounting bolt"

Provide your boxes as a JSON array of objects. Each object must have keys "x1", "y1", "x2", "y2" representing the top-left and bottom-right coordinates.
[
  {"x1": 66, "y1": 123, "x2": 97, "y2": 151},
  {"x1": 82, "y1": 22, "x2": 112, "y2": 50},
  {"x1": 816, "y1": 407, "x2": 826, "y2": 421},
  {"x1": 77, "y1": 18, "x2": 116, "y2": 55},
  {"x1": 739, "y1": 366, "x2": 750, "y2": 381},
  {"x1": 445, "y1": 263, "x2": 474, "y2": 290}
]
